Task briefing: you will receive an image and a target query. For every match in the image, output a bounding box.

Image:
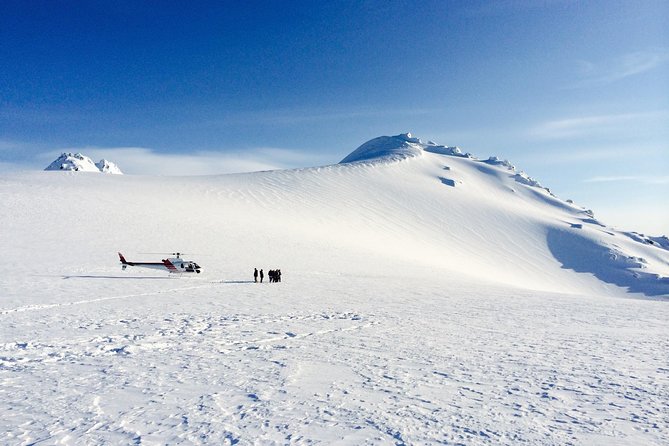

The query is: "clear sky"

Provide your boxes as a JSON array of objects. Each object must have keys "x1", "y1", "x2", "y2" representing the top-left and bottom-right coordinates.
[{"x1": 1, "y1": 1, "x2": 668, "y2": 234}]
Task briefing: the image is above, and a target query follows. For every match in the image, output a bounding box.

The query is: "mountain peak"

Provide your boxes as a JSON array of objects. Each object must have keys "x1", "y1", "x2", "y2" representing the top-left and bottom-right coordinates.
[
  {"x1": 45, "y1": 152, "x2": 123, "y2": 174},
  {"x1": 339, "y1": 133, "x2": 422, "y2": 164},
  {"x1": 340, "y1": 133, "x2": 468, "y2": 164},
  {"x1": 95, "y1": 159, "x2": 123, "y2": 174}
]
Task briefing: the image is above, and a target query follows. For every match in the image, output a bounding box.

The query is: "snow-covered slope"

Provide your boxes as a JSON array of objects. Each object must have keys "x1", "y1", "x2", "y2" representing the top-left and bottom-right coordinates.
[
  {"x1": 45, "y1": 152, "x2": 123, "y2": 174},
  {"x1": 17, "y1": 135, "x2": 669, "y2": 298},
  {"x1": 337, "y1": 133, "x2": 669, "y2": 297},
  {"x1": 1, "y1": 134, "x2": 668, "y2": 445}
]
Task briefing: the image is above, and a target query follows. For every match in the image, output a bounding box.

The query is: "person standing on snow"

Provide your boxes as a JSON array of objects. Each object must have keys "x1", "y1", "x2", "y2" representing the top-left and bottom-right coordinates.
[
  {"x1": 260, "y1": 269, "x2": 264, "y2": 283},
  {"x1": 254, "y1": 268, "x2": 258, "y2": 283}
]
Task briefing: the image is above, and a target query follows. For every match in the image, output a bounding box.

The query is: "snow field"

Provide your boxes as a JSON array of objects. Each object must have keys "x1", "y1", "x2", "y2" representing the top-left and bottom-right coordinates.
[
  {"x1": 1, "y1": 136, "x2": 668, "y2": 444},
  {"x1": 2, "y1": 275, "x2": 668, "y2": 444}
]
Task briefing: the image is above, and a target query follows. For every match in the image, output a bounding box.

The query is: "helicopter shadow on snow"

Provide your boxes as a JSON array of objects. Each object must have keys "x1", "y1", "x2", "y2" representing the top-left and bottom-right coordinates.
[
  {"x1": 60, "y1": 276, "x2": 259, "y2": 283},
  {"x1": 60, "y1": 275, "x2": 174, "y2": 280}
]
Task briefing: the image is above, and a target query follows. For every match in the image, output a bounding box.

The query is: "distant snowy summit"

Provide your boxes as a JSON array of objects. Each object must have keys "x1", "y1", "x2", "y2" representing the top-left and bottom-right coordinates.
[
  {"x1": 45, "y1": 153, "x2": 123, "y2": 174},
  {"x1": 95, "y1": 158, "x2": 123, "y2": 174}
]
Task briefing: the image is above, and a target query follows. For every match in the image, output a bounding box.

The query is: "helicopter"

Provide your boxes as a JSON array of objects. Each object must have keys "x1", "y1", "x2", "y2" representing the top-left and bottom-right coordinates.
[{"x1": 118, "y1": 252, "x2": 201, "y2": 274}]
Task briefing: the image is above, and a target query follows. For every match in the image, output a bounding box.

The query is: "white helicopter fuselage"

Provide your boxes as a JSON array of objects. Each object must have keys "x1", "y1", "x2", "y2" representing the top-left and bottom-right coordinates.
[{"x1": 118, "y1": 253, "x2": 201, "y2": 274}]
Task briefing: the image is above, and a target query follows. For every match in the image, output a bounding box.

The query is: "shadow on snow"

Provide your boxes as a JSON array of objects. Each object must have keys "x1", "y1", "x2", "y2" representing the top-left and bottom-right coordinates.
[
  {"x1": 546, "y1": 228, "x2": 669, "y2": 298},
  {"x1": 61, "y1": 275, "x2": 174, "y2": 280}
]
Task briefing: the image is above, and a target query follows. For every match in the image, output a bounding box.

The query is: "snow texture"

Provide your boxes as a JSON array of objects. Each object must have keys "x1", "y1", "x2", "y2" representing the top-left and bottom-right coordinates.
[
  {"x1": 2, "y1": 133, "x2": 668, "y2": 445},
  {"x1": 45, "y1": 152, "x2": 123, "y2": 174}
]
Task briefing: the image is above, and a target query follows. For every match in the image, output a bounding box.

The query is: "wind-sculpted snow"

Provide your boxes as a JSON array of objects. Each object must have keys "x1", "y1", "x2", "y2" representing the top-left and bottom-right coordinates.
[
  {"x1": 1, "y1": 134, "x2": 668, "y2": 444},
  {"x1": 337, "y1": 133, "x2": 668, "y2": 296},
  {"x1": 340, "y1": 133, "x2": 473, "y2": 164},
  {"x1": 339, "y1": 133, "x2": 424, "y2": 163}
]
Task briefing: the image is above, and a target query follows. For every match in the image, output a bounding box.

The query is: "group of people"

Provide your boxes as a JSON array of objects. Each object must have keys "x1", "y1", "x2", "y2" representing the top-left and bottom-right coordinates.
[{"x1": 254, "y1": 268, "x2": 282, "y2": 283}]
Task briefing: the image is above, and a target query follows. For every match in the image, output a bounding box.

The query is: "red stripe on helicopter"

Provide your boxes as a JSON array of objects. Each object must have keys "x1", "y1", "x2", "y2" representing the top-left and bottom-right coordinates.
[{"x1": 162, "y1": 259, "x2": 178, "y2": 271}]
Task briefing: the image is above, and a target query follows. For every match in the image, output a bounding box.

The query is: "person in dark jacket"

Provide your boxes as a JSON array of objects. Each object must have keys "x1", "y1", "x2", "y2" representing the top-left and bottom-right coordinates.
[
  {"x1": 254, "y1": 268, "x2": 258, "y2": 283},
  {"x1": 260, "y1": 269, "x2": 264, "y2": 283}
]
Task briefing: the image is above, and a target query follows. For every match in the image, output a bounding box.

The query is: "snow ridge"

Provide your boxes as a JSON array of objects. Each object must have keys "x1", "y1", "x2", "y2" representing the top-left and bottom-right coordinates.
[
  {"x1": 340, "y1": 132, "x2": 477, "y2": 164},
  {"x1": 340, "y1": 133, "x2": 554, "y2": 196},
  {"x1": 339, "y1": 133, "x2": 424, "y2": 163}
]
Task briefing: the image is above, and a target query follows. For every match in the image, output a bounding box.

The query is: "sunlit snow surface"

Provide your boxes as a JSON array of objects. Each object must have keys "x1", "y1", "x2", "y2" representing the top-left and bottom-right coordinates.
[{"x1": 1, "y1": 138, "x2": 668, "y2": 444}]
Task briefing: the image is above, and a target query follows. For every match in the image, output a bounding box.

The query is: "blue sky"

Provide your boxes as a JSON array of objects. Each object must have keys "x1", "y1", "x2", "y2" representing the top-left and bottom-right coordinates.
[{"x1": 1, "y1": 1, "x2": 668, "y2": 233}]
